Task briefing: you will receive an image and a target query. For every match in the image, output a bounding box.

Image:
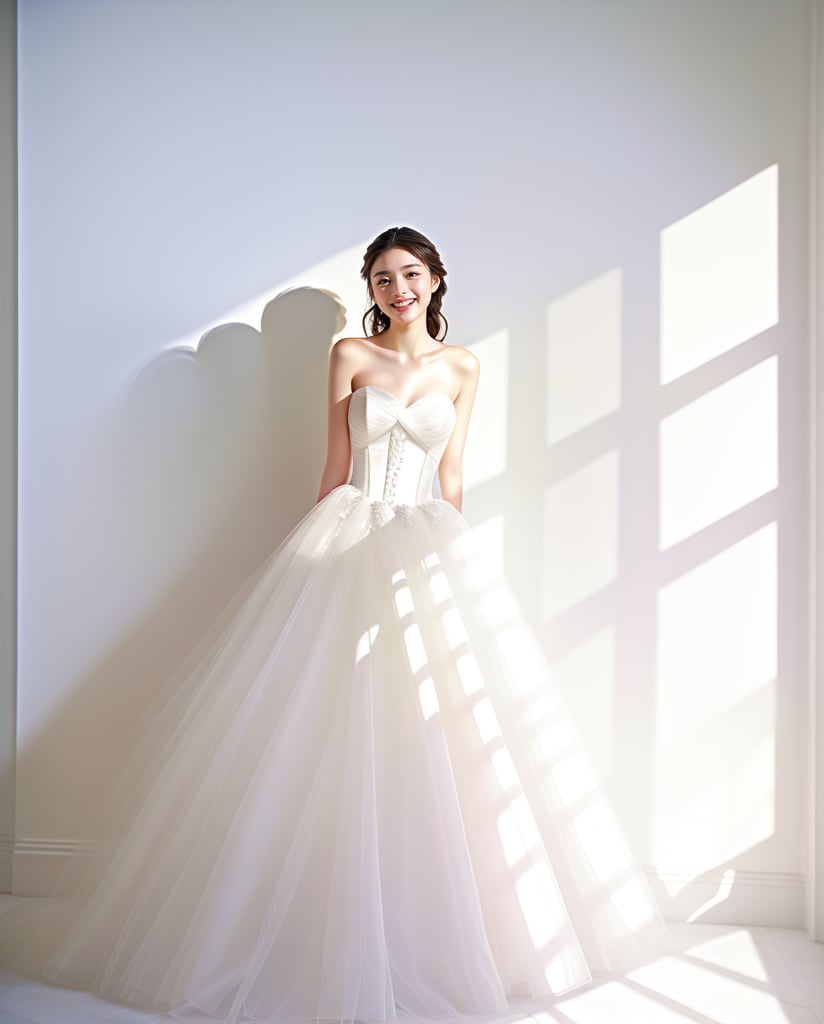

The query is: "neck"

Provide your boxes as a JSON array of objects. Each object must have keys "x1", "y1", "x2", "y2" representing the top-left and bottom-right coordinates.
[{"x1": 380, "y1": 320, "x2": 438, "y2": 358}]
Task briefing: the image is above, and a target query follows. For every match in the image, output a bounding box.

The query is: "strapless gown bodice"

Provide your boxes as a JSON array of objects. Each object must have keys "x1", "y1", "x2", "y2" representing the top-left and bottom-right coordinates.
[{"x1": 348, "y1": 386, "x2": 456, "y2": 505}]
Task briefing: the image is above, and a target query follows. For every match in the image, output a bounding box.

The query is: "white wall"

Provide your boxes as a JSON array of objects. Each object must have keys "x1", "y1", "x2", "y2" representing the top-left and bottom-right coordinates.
[{"x1": 8, "y1": 0, "x2": 815, "y2": 925}]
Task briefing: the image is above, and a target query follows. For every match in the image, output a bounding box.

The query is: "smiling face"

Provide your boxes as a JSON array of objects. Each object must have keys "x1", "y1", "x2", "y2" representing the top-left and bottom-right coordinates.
[{"x1": 368, "y1": 247, "x2": 440, "y2": 328}]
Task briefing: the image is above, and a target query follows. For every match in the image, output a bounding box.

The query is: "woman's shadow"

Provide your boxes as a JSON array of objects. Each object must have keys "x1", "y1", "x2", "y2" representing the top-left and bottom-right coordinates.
[{"x1": 18, "y1": 286, "x2": 347, "y2": 890}]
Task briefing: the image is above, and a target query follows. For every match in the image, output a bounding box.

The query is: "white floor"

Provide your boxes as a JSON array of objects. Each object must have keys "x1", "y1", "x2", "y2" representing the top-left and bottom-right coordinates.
[{"x1": 0, "y1": 920, "x2": 821, "y2": 1024}]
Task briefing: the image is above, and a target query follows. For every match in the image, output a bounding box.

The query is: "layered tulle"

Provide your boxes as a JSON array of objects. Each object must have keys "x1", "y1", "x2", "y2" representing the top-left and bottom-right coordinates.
[{"x1": 0, "y1": 482, "x2": 663, "y2": 1023}]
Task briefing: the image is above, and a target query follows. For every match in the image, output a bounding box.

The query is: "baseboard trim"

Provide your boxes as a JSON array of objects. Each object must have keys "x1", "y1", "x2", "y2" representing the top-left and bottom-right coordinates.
[
  {"x1": 646, "y1": 865, "x2": 806, "y2": 928},
  {"x1": 2, "y1": 838, "x2": 810, "y2": 930},
  {"x1": 5, "y1": 835, "x2": 104, "y2": 896}
]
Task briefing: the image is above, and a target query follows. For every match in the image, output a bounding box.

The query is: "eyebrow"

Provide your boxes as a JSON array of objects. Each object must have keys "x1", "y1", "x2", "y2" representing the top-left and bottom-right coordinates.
[{"x1": 371, "y1": 263, "x2": 424, "y2": 279}]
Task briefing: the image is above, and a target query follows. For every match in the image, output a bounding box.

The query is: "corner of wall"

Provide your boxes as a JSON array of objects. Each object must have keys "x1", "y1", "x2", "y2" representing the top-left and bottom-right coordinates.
[
  {"x1": 808, "y1": 0, "x2": 824, "y2": 943},
  {"x1": 0, "y1": 0, "x2": 18, "y2": 896}
]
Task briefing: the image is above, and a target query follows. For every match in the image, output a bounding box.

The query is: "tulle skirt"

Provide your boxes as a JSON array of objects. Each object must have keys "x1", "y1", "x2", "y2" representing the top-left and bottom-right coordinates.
[{"x1": 0, "y1": 484, "x2": 664, "y2": 1023}]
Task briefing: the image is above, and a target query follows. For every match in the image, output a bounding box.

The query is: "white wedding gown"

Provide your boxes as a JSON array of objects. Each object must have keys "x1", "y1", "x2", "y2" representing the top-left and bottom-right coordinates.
[{"x1": 1, "y1": 386, "x2": 664, "y2": 1023}]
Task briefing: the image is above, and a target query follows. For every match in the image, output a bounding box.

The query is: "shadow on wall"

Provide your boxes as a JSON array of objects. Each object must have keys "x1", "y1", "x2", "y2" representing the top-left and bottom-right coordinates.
[
  {"x1": 115, "y1": 284, "x2": 345, "y2": 547},
  {"x1": 17, "y1": 286, "x2": 345, "y2": 865}
]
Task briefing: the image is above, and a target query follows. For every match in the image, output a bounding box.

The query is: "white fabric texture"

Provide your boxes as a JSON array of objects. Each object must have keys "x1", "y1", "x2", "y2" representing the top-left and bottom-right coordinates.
[{"x1": 0, "y1": 386, "x2": 664, "y2": 1023}]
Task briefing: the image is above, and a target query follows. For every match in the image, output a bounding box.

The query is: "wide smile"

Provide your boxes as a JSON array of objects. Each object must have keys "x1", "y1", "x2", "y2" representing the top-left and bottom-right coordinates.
[{"x1": 391, "y1": 299, "x2": 415, "y2": 310}]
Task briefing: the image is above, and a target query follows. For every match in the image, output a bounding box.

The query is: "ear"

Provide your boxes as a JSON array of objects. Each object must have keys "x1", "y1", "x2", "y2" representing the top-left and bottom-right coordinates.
[{"x1": 431, "y1": 275, "x2": 440, "y2": 292}]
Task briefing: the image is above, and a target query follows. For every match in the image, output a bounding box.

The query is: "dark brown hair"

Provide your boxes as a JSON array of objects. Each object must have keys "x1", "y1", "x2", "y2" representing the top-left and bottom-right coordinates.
[{"x1": 360, "y1": 226, "x2": 449, "y2": 341}]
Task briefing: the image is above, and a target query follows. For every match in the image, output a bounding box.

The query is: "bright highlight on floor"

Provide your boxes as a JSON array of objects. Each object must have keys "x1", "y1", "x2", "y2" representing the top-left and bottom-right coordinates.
[{"x1": 0, "y1": 918, "x2": 820, "y2": 1023}]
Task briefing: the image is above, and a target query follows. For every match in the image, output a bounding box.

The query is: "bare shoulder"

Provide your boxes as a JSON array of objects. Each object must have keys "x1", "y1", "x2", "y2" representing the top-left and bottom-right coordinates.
[
  {"x1": 329, "y1": 336, "x2": 370, "y2": 368},
  {"x1": 443, "y1": 343, "x2": 480, "y2": 383},
  {"x1": 331, "y1": 335, "x2": 369, "y2": 355}
]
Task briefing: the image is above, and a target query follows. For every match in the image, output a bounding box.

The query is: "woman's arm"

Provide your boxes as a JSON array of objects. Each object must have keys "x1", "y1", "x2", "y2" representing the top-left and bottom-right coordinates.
[
  {"x1": 316, "y1": 339, "x2": 360, "y2": 503},
  {"x1": 438, "y1": 348, "x2": 480, "y2": 512}
]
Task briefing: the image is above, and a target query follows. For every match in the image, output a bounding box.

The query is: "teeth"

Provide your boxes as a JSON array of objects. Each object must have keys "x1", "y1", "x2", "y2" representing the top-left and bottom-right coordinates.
[{"x1": 393, "y1": 299, "x2": 414, "y2": 308}]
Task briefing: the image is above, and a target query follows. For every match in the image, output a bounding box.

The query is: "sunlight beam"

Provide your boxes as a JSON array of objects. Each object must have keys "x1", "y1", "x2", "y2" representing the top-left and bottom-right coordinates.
[
  {"x1": 660, "y1": 164, "x2": 778, "y2": 383},
  {"x1": 546, "y1": 268, "x2": 622, "y2": 443},
  {"x1": 542, "y1": 452, "x2": 619, "y2": 617},
  {"x1": 659, "y1": 357, "x2": 778, "y2": 549},
  {"x1": 654, "y1": 524, "x2": 777, "y2": 866},
  {"x1": 463, "y1": 330, "x2": 509, "y2": 490}
]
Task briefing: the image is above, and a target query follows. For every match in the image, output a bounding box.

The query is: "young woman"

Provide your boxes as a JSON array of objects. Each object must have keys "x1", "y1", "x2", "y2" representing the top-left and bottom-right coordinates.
[
  {"x1": 317, "y1": 228, "x2": 478, "y2": 513},
  {"x1": 1, "y1": 227, "x2": 663, "y2": 1023}
]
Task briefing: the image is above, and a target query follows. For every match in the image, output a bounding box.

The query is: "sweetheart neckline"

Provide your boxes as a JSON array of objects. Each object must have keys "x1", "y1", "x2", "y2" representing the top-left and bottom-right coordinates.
[{"x1": 350, "y1": 385, "x2": 455, "y2": 412}]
